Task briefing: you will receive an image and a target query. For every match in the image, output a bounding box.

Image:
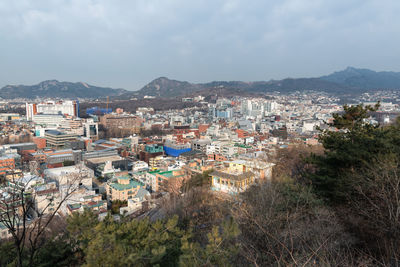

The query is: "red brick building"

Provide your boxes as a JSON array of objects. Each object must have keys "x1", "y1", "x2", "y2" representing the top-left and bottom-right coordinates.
[{"x1": 0, "y1": 157, "x2": 15, "y2": 175}]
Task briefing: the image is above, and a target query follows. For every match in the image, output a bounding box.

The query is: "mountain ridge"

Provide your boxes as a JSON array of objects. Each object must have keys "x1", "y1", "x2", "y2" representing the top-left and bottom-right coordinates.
[
  {"x1": 3, "y1": 67, "x2": 400, "y2": 99},
  {"x1": 320, "y1": 67, "x2": 400, "y2": 89},
  {"x1": 0, "y1": 80, "x2": 128, "y2": 99},
  {"x1": 131, "y1": 67, "x2": 400, "y2": 98}
]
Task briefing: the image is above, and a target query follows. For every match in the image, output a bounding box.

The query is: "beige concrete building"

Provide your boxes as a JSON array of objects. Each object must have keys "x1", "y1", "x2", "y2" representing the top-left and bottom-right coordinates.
[{"x1": 106, "y1": 176, "x2": 144, "y2": 202}]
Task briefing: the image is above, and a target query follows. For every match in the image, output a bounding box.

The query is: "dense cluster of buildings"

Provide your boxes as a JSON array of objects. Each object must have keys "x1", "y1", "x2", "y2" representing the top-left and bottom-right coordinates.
[{"x1": 1, "y1": 92, "x2": 399, "y2": 239}]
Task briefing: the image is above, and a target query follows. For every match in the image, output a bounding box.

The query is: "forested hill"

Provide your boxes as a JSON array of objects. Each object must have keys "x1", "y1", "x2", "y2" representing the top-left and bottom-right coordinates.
[
  {"x1": 131, "y1": 67, "x2": 400, "y2": 97},
  {"x1": 3, "y1": 67, "x2": 400, "y2": 99},
  {"x1": 0, "y1": 80, "x2": 128, "y2": 99}
]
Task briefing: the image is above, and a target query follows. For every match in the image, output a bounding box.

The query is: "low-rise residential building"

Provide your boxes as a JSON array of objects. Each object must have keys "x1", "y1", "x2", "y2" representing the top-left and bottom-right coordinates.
[
  {"x1": 154, "y1": 169, "x2": 189, "y2": 193},
  {"x1": 131, "y1": 160, "x2": 149, "y2": 172},
  {"x1": 148, "y1": 155, "x2": 163, "y2": 170},
  {"x1": 33, "y1": 182, "x2": 61, "y2": 215},
  {"x1": 44, "y1": 164, "x2": 93, "y2": 190},
  {"x1": 119, "y1": 187, "x2": 150, "y2": 215},
  {"x1": 191, "y1": 139, "x2": 211, "y2": 153},
  {"x1": 139, "y1": 144, "x2": 164, "y2": 164},
  {"x1": 210, "y1": 161, "x2": 256, "y2": 194},
  {"x1": 0, "y1": 156, "x2": 15, "y2": 175},
  {"x1": 66, "y1": 194, "x2": 107, "y2": 215},
  {"x1": 106, "y1": 176, "x2": 144, "y2": 202}
]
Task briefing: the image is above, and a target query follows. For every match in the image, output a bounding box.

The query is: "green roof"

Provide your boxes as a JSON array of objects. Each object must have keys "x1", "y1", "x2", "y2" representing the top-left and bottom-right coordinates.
[
  {"x1": 68, "y1": 203, "x2": 81, "y2": 210},
  {"x1": 145, "y1": 145, "x2": 163, "y2": 153},
  {"x1": 234, "y1": 143, "x2": 251, "y2": 148},
  {"x1": 83, "y1": 201, "x2": 107, "y2": 209},
  {"x1": 110, "y1": 179, "x2": 143, "y2": 191},
  {"x1": 148, "y1": 170, "x2": 162, "y2": 174},
  {"x1": 159, "y1": 170, "x2": 174, "y2": 178},
  {"x1": 158, "y1": 170, "x2": 184, "y2": 179}
]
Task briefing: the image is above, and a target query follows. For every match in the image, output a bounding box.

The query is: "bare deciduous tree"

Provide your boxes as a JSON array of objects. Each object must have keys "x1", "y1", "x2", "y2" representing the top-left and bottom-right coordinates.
[
  {"x1": 347, "y1": 157, "x2": 400, "y2": 264},
  {"x1": 230, "y1": 181, "x2": 368, "y2": 266},
  {"x1": 0, "y1": 165, "x2": 86, "y2": 266}
]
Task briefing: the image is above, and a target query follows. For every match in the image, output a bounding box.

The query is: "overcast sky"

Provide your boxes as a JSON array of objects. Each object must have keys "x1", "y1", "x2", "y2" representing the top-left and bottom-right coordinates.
[{"x1": 1, "y1": 0, "x2": 400, "y2": 90}]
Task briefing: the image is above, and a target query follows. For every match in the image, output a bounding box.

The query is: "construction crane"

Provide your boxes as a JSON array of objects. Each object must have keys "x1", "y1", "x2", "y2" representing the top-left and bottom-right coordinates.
[{"x1": 106, "y1": 96, "x2": 109, "y2": 112}]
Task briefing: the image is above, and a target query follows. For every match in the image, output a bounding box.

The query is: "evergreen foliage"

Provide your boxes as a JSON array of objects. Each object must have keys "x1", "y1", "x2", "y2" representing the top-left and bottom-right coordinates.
[
  {"x1": 307, "y1": 102, "x2": 400, "y2": 262},
  {"x1": 307, "y1": 102, "x2": 399, "y2": 201}
]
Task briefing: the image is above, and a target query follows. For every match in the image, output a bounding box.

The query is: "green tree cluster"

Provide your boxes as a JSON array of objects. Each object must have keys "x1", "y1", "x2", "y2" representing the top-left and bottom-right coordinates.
[
  {"x1": 110, "y1": 200, "x2": 128, "y2": 214},
  {"x1": 308, "y1": 103, "x2": 395, "y2": 201},
  {"x1": 307, "y1": 102, "x2": 400, "y2": 262},
  {"x1": 182, "y1": 169, "x2": 213, "y2": 192},
  {"x1": 66, "y1": 210, "x2": 239, "y2": 267}
]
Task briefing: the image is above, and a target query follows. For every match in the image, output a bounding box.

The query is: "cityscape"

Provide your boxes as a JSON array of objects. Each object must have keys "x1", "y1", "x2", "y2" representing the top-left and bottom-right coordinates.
[
  {"x1": 1, "y1": 83, "x2": 400, "y2": 265},
  {"x1": 2, "y1": 0, "x2": 400, "y2": 266}
]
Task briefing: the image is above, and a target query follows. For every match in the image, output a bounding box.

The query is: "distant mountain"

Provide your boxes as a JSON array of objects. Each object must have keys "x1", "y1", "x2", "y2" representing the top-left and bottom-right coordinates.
[
  {"x1": 136, "y1": 77, "x2": 202, "y2": 97},
  {"x1": 133, "y1": 76, "x2": 349, "y2": 98},
  {"x1": 249, "y1": 78, "x2": 349, "y2": 93},
  {"x1": 320, "y1": 67, "x2": 400, "y2": 89},
  {"x1": 4, "y1": 67, "x2": 400, "y2": 99},
  {"x1": 0, "y1": 80, "x2": 128, "y2": 99},
  {"x1": 132, "y1": 67, "x2": 400, "y2": 98}
]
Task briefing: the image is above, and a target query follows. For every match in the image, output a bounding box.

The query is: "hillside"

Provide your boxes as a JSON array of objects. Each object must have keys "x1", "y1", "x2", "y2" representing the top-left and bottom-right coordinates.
[
  {"x1": 133, "y1": 67, "x2": 400, "y2": 98},
  {"x1": 0, "y1": 80, "x2": 128, "y2": 99},
  {"x1": 136, "y1": 77, "x2": 202, "y2": 97},
  {"x1": 3, "y1": 67, "x2": 400, "y2": 99},
  {"x1": 131, "y1": 77, "x2": 347, "y2": 98},
  {"x1": 320, "y1": 66, "x2": 400, "y2": 89}
]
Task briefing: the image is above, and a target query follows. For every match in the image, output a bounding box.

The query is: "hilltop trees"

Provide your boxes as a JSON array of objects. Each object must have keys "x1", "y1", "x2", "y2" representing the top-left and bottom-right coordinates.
[
  {"x1": 231, "y1": 179, "x2": 360, "y2": 266},
  {"x1": 308, "y1": 102, "x2": 400, "y2": 263},
  {"x1": 308, "y1": 103, "x2": 384, "y2": 201},
  {"x1": 67, "y1": 211, "x2": 239, "y2": 267},
  {"x1": 82, "y1": 216, "x2": 185, "y2": 267}
]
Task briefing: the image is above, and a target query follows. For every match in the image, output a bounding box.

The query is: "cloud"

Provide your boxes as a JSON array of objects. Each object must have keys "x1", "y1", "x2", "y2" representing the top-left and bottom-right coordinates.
[{"x1": 0, "y1": 0, "x2": 400, "y2": 89}]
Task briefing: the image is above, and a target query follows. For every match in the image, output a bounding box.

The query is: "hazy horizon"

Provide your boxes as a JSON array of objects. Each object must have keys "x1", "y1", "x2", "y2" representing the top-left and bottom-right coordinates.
[
  {"x1": 1, "y1": 0, "x2": 400, "y2": 90},
  {"x1": 1, "y1": 66, "x2": 398, "y2": 92}
]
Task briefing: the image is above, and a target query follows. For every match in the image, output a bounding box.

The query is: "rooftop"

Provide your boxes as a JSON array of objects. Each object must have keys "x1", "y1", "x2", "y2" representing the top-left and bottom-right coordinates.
[
  {"x1": 109, "y1": 178, "x2": 143, "y2": 191},
  {"x1": 159, "y1": 171, "x2": 174, "y2": 178},
  {"x1": 44, "y1": 164, "x2": 89, "y2": 176},
  {"x1": 134, "y1": 187, "x2": 150, "y2": 200},
  {"x1": 211, "y1": 170, "x2": 254, "y2": 181},
  {"x1": 45, "y1": 130, "x2": 65, "y2": 136},
  {"x1": 157, "y1": 170, "x2": 185, "y2": 179},
  {"x1": 227, "y1": 160, "x2": 247, "y2": 165},
  {"x1": 86, "y1": 155, "x2": 123, "y2": 164}
]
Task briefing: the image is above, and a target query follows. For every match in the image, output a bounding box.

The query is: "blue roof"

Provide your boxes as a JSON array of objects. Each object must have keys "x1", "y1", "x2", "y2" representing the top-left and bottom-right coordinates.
[{"x1": 164, "y1": 146, "x2": 191, "y2": 157}]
